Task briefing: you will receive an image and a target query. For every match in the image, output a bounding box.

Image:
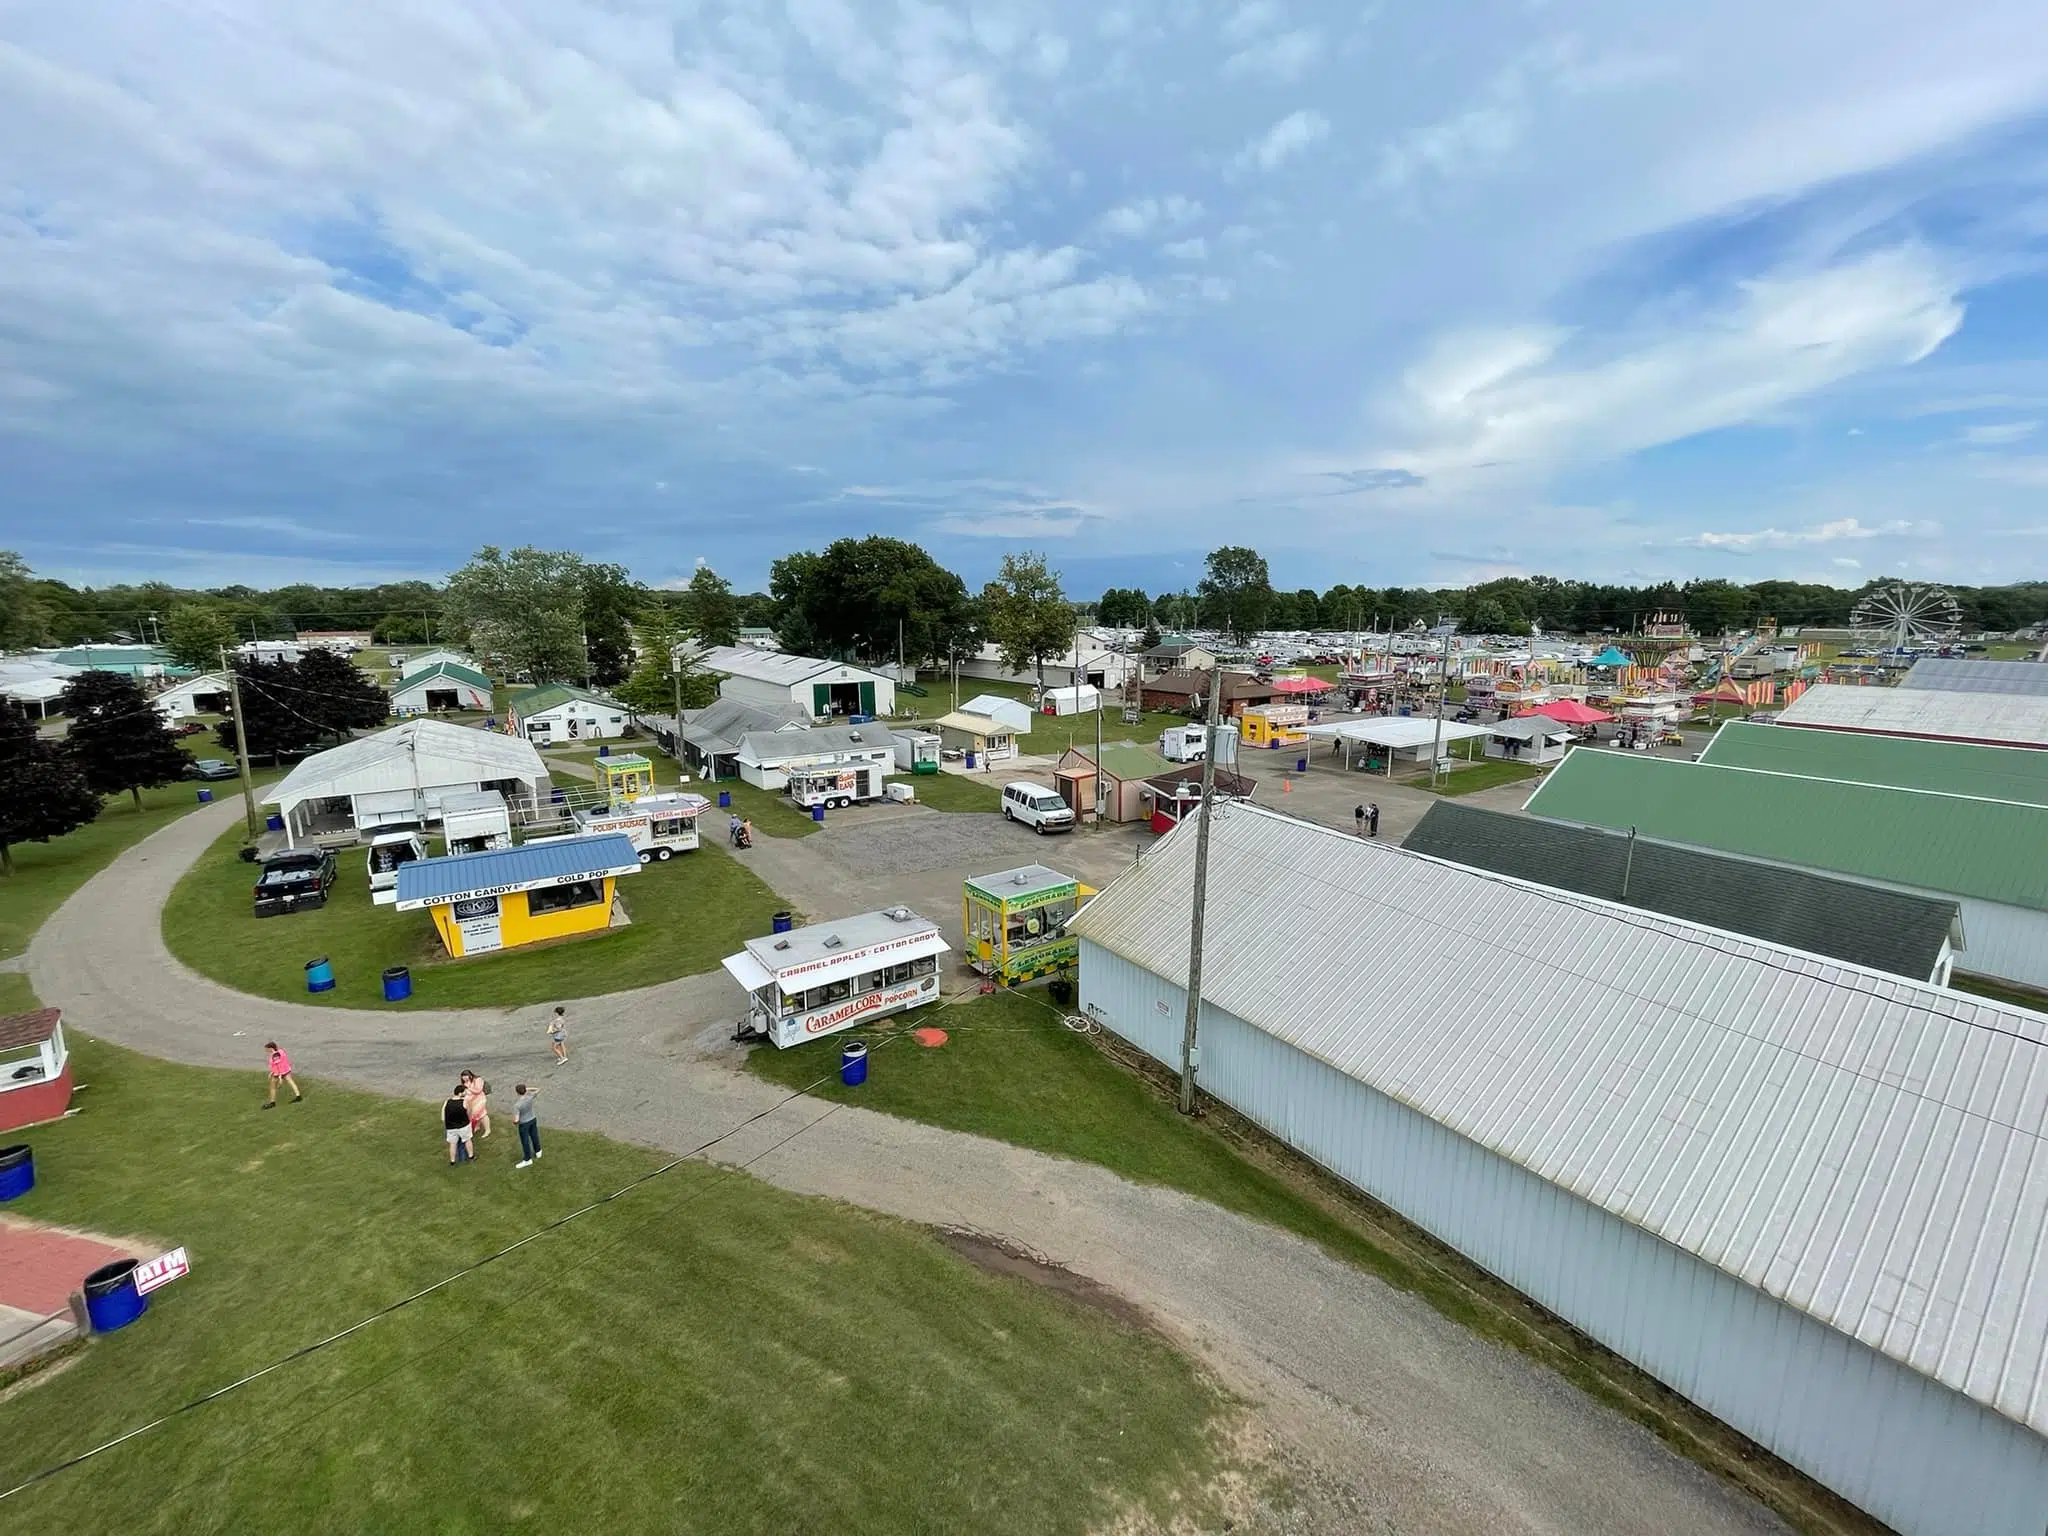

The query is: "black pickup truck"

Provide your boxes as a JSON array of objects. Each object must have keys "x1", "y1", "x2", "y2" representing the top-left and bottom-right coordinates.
[{"x1": 253, "y1": 848, "x2": 338, "y2": 917}]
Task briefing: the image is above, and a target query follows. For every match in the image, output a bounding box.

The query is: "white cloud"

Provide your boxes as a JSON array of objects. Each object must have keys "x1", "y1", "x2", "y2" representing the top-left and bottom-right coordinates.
[
  {"x1": 1833, "y1": 557, "x2": 1862, "y2": 568},
  {"x1": 1676, "y1": 517, "x2": 1939, "y2": 552},
  {"x1": 1162, "y1": 237, "x2": 1208, "y2": 261},
  {"x1": 1962, "y1": 420, "x2": 2038, "y2": 444},
  {"x1": 1097, "y1": 195, "x2": 1204, "y2": 239},
  {"x1": 1976, "y1": 456, "x2": 2048, "y2": 487},
  {"x1": 1232, "y1": 109, "x2": 1330, "y2": 173},
  {"x1": 1378, "y1": 246, "x2": 1965, "y2": 481},
  {"x1": 1224, "y1": 30, "x2": 1321, "y2": 83},
  {"x1": 1221, "y1": 1, "x2": 1284, "y2": 47}
]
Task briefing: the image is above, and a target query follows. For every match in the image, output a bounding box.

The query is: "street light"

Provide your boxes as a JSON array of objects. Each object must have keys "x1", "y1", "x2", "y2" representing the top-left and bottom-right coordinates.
[{"x1": 1428, "y1": 618, "x2": 1458, "y2": 788}]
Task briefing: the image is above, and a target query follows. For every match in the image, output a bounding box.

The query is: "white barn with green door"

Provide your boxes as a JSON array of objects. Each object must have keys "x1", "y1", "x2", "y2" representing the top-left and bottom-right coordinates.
[{"x1": 693, "y1": 646, "x2": 895, "y2": 721}]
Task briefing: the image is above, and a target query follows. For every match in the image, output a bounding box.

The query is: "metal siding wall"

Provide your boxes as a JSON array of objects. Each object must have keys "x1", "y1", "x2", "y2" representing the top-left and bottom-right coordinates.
[
  {"x1": 1079, "y1": 940, "x2": 2048, "y2": 1536},
  {"x1": 1955, "y1": 899, "x2": 2048, "y2": 989}
]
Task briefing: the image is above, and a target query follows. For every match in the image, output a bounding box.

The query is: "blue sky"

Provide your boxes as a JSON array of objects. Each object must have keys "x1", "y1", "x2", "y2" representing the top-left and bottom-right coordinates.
[{"x1": 5, "y1": 1, "x2": 2048, "y2": 597}]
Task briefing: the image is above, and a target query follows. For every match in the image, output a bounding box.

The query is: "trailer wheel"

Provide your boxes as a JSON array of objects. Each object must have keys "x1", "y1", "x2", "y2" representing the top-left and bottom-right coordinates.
[
  {"x1": 638, "y1": 851, "x2": 653, "y2": 864},
  {"x1": 656, "y1": 847, "x2": 673, "y2": 861}
]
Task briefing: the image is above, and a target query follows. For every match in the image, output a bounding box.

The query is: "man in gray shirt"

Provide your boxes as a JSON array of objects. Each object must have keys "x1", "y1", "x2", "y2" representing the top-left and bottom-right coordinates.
[{"x1": 513, "y1": 1084, "x2": 543, "y2": 1168}]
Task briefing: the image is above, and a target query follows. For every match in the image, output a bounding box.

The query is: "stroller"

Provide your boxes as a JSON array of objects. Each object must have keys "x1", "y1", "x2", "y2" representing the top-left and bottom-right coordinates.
[{"x1": 730, "y1": 820, "x2": 753, "y2": 849}]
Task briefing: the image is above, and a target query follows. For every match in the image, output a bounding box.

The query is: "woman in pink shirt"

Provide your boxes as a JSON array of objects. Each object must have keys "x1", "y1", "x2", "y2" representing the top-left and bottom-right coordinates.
[
  {"x1": 462, "y1": 1070, "x2": 491, "y2": 1140},
  {"x1": 263, "y1": 1042, "x2": 301, "y2": 1108}
]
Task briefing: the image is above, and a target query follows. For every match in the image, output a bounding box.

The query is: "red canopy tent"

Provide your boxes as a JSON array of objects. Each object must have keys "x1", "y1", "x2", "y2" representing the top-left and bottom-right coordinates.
[
  {"x1": 1267, "y1": 676, "x2": 1333, "y2": 696},
  {"x1": 1515, "y1": 699, "x2": 1611, "y2": 725}
]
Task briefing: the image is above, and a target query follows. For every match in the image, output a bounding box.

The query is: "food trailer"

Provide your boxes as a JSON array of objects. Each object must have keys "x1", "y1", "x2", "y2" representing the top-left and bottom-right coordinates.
[
  {"x1": 573, "y1": 791, "x2": 710, "y2": 862},
  {"x1": 595, "y1": 753, "x2": 658, "y2": 807},
  {"x1": 367, "y1": 829, "x2": 429, "y2": 905},
  {"x1": 963, "y1": 866, "x2": 1094, "y2": 986},
  {"x1": 786, "y1": 758, "x2": 889, "y2": 810},
  {"x1": 723, "y1": 908, "x2": 949, "y2": 1048},
  {"x1": 892, "y1": 730, "x2": 941, "y2": 776},
  {"x1": 395, "y1": 834, "x2": 641, "y2": 958},
  {"x1": 1237, "y1": 703, "x2": 1310, "y2": 751},
  {"x1": 440, "y1": 789, "x2": 512, "y2": 855}
]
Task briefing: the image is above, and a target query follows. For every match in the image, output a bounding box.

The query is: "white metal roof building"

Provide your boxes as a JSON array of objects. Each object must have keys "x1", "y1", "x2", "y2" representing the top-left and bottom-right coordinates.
[
  {"x1": 693, "y1": 645, "x2": 895, "y2": 720},
  {"x1": 1780, "y1": 682, "x2": 2048, "y2": 749},
  {"x1": 1303, "y1": 716, "x2": 1491, "y2": 773},
  {"x1": 1070, "y1": 802, "x2": 2048, "y2": 1536},
  {"x1": 1902, "y1": 658, "x2": 2048, "y2": 697},
  {"x1": 264, "y1": 720, "x2": 548, "y2": 844},
  {"x1": 734, "y1": 723, "x2": 897, "y2": 790}
]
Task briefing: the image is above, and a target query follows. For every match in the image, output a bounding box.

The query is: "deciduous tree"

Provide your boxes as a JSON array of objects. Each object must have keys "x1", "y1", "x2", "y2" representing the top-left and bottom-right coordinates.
[
  {"x1": 980, "y1": 552, "x2": 1076, "y2": 696},
  {"x1": 1197, "y1": 546, "x2": 1272, "y2": 643},
  {"x1": 686, "y1": 566, "x2": 739, "y2": 648},
  {"x1": 443, "y1": 546, "x2": 587, "y2": 684},
  {"x1": 58, "y1": 672, "x2": 193, "y2": 809},
  {"x1": 0, "y1": 702, "x2": 100, "y2": 873},
  {"x1": 163, "y1": 603, "x2": 240, "y2": 672}
]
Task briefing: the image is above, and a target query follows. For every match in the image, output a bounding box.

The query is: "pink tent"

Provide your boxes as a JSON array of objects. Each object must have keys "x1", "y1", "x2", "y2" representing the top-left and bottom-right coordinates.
[{"x1": 1515, "y1": 699, "x2": 1611, "y2": 725}]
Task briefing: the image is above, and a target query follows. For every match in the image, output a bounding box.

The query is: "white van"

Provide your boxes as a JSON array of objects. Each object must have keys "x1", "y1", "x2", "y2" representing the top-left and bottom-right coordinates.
[{"x1": 1002, "y1": 781, "x2": 1075, "y2": 834}]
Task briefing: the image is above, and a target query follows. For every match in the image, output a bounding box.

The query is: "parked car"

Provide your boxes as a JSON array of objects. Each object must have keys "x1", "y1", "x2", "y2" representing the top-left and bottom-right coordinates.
[
  {"x1": 253, "y1": 848, "x2": 337, "y2": 917},
  {"x1": 188, "y1": 758, "x2": 240, "y2": 780},
  {"x1": 172, "y1": 721, "x2": 209, "y2": 737}
]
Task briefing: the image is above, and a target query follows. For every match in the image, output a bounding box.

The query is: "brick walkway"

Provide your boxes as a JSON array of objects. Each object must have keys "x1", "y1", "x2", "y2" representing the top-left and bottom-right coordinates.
[{"x1": 0, "y1": 1217, "x2": 133, "y2": 1315}]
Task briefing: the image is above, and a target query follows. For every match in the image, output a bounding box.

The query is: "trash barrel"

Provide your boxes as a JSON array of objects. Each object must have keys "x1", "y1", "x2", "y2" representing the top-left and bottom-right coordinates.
[
  {"x1": 840, "y1": 1040, "x2": 869, "y2": 1087},
  {"x1": 1296, "y1": 757, "x2": 1308, "y2": 773},
  {"x1": 305, "y1": 956, "x2": 335, "y2": 993},
  {"x1": 382, "y1": 966, "x2": 412, "y2": 1002},
  {"x1": 196, "y1": 788, "x2": 214, "y2": 804},
  {"x1": 598, "y1": 744, "x2": 610, "y2": 757},
  {"x1": 0, "y1": 1145, "x2": 32, "y2": 1202},
  {"x1": 265, "y1": 813, "x2": 284, "y2": 832},
  {"x1": 811, "y1": 804, "x2": 826, "y2": 824},
  {"x1": 82, "y1": 1259, "x2": 148, "y2": 1333},
  {"x1": 772, "y1": 911, "x2": 794, "y2": 934},
  {"x1": 718, "y1": 791, "x2": 731, "y2": 809},
  {"x1": 964, "y1": 750, "x2": 977, "y2": 770}
]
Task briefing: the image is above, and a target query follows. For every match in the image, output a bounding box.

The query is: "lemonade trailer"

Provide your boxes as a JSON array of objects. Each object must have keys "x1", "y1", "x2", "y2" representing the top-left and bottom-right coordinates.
[
  {"x1": 963, "y1": 866, "x2": 1093, "y2": 986},
  {"x1": 395, "y1": 834, "x2": 641, "y2": 958},
  {"x1": 723, "y1": 908, "x2": 949, "y2": 1048},
  {"x1": 595, "y1": 753, "x2": 658, "y2": 807}
]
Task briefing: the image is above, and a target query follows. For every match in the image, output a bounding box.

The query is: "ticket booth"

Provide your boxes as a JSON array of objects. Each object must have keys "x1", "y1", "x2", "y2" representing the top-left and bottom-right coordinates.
[
  {"x1": 596, "y1": 753, "x2": 656, "y2": 807},
  {"x1": 0, "y1": 1009, "x2": 71, "y2": 1132},
  {"x1": 963, "y1": 866, "x2": 1094, "y2": 986},
  {"x1": 395, "y1": 834, "x2": 642, "y2": 958}
]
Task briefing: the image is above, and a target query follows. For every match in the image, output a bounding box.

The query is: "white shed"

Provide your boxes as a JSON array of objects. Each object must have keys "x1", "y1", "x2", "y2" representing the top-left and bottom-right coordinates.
[
  {"x1": 1040, "y1": 684, "x2": 1102, "y2": 716},
  {"x1": 263, "y1": 720, "x2": 548, "y2": 845},
  {"x1": 693, "y1": 646, "x2": 895, "y2": 720},
  {"x1": 1073, "y1": 803, "x2": 2048, "y2": 1536},
  {"x1": 152, "y1": 671, "x2": 234, "y2": 720},
  {"x1": 959, "y1": 694, "x2": 1034, "y2": 734}
]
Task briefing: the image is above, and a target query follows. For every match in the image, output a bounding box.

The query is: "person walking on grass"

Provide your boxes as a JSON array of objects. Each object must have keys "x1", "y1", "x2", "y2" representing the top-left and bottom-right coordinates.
[
  {"x1": 443, "y1": 1085, "x2": 474, "y2": 1164},
  {"x1": 513, "y1": 1085, "x2": 543, "y2": 1168},
  {"x1": 262, "y1": 1042, "x2": 301, "y2": 1108},
  {"x1": 547, "y1": 1006, "x2": 569, "y2": 1065}
]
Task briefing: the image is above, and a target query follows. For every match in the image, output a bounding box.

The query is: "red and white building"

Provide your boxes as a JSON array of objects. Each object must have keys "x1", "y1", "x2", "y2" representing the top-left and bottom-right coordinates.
[{"x1": 0, "y1": 1009, "x2": 71, "y2": 1133}]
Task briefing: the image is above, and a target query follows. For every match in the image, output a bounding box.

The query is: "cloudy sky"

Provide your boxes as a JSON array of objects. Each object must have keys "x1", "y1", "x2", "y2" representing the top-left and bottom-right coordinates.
[{"x1": 5, "y1": 1, "x2": 2048, "y2": 596}]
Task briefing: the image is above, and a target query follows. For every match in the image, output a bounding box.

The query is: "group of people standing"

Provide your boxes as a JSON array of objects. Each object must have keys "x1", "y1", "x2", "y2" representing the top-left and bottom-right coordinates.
[
  {"x1": 1354, "y1": 802, "x2": 1381, "y2": 838},
  {"x1": 443, "y1": 1009, "x2": 568, "y2": 1168}
]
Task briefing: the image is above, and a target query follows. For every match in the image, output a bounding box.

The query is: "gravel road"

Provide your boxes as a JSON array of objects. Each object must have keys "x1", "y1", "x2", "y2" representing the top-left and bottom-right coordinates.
[{"x1": 24, "y1": 799, "x2": 1784, "y2": 1535}]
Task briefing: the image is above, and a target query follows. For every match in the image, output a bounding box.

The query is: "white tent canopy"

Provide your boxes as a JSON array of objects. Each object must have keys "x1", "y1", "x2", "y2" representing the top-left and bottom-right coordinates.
[
  {"x1": 264, "y1": 720, "x2": 547, "y2": 845},
  {"x1": 1306, "y1": 717, "x2": 1491, "y2": 775}
]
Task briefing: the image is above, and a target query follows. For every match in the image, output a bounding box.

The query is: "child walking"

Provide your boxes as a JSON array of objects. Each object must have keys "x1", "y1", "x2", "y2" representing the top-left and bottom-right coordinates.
[
  {"x1": 547, "y1": 1006, "x2": 569, "y2": 1065},
  {"x1": 262, "y1": 1042, "x2": 301, "y2": 1108}
]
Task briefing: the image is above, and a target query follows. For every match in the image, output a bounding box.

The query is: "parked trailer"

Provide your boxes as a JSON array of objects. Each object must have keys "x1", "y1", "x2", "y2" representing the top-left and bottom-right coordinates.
[
  {"x1": 440, "y1": 789, "x2": 512, "y2": 855},
  {"x1": 573, "y1": 791, "x2": 710, "y2": 863},
  {"x1": 367, "y1": 830, "x2": 428, "y2": 906},
  {"x1": 787, "y1": 761, "x2": 889, "y2": 810},
  {"x1": 723, "y1": 907, "x2": 950, "y2": 1048}
]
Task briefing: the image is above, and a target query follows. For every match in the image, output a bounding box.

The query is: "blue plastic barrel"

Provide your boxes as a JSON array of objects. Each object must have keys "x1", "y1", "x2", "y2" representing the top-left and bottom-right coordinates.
[
  {"x1": 718, "y1": 790, "x2": 731, "y2": 809},
  {"x1": 265, "y1": 812, "x2": 284, "y2": 831},
  {"x1": 382, "y1": 966, "x2": 411, "y2": 1002},
  {"x1": 772, "y1": 911, "x2": 793, "y2": 934},
  {"x1": 1296, "y1": 757, "x2": 1308, "y2": 773},
  {"x1": 840, "y1": 1040, "x2": 869, "y2": 1086},
  {"x1": 0, "y1": 1145, "x2": 32, "y2": 1202},
  {"x1": 598, "y1": 744, "x2": 610, "y2": 757},
  {"x1": 305, "y1": 956, "x2": 335, "y2": 993},
  {"x1": 964, "y1": 750, "x2": 977, "y2": 769},
  {"x1": 811, "y1": 804, "x2": 825, "y2": 823},
  {"x1": 82, "y1": 1260, "x2": 148, "y2": 1333},
  {"x1": 196, "y1": 788, "x2": 213, "y2": 803}
]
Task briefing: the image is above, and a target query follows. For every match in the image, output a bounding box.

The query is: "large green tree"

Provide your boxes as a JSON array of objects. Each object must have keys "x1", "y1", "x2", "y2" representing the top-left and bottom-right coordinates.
[
  {"x1": 771, "y1": 538, "x2": 973, "y2": 666},
  {"x1": 58, "y1": 671, "x2": 193, "y2": 809},
  {"x1": 163, "y1": 603, "x2": 240, "y2": 672},
  {"x1": 217, "y1": 652, "x2": 387, "y2": 760},
  {"x1": 0, "y1": 702, "x2": 101, "y2": 873},
  {"x1": 444, "y1": 546, "x2": 588, "y2": 684},
  {"x1": 580, "y1": 561, "x2": 641, "y2": 686},
  {"x1": 0, "y1": 551, "x2": 47, "y2": 648},
  {"x1": 686, "y1": 566, "x2": 740, "y2": 648},
  {"x1": 615, "y1": 604, "x2": 717, "y2": 716},
  {"x1": 1197, "y1": 547, "x2": 1273, "y2": 643},
  {"x1": 980, "y1": 552, "x2": 1076, "y2": 695}
]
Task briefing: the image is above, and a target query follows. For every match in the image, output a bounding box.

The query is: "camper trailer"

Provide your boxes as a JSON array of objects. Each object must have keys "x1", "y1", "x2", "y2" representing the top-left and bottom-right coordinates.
[
  {"x1": 439, "y1": 790, "x2": 512, "y2": 855},
  {"x1": 573, "y1": 791, "x2": 710, "y2": 862}
]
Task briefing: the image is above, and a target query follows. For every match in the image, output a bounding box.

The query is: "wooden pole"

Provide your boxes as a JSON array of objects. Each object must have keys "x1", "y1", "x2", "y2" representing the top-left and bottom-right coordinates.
[{"x1": 1177, "y1": 677, "x2": 1224, "y2": 1116}]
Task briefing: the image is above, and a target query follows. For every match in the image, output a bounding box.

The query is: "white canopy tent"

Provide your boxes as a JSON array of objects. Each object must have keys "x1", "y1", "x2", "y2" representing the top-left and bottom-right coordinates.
[
  {"x1": 1305, "y1": 718, "x2": 1492, "y2": 776},
  {"x1": 264, "y1": 719, "x2": 548, "y2": 845}
]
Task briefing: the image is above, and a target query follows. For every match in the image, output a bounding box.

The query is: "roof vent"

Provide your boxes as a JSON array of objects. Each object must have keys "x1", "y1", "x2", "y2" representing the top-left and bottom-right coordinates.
[
  {"x1": 823, "y1": 934, "x2": 843, "y2": 949},
  {"x1": 773, "y1": 939, "x2": 790, "y2": 950},
  {"x1": 1012, "y1": 872, "x2": 1031, "y2": 887},
  {"x1": 886, "y1": 905, "x2": 915, "y2": 921}
]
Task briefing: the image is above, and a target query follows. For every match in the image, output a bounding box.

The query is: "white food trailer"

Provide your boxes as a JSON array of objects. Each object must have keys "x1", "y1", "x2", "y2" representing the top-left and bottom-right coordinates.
[
  {"x1": 722, "y1": 908, "x2": 950, "y2": 1048},
  {"x1": 573, "y1": 791, "x2": 710, "y2": 862},
  {"x1": 440, "y1": 790, "x2": 512, "y2": 855},
  {"x1": 367, "y1": 830, "x2": 428, "y2": 905},
  {"x1": 786, "y1": 758, "x2": 890, "y2": 810}
]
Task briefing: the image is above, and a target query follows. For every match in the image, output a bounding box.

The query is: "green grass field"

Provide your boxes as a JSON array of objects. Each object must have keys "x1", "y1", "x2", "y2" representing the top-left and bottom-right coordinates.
[
  {"x1": 0, "y1": 1038, "x2": 1229, "y2": 1533},
  {"x1": 710, "y1": 776, "x2": 821, "y2": 838},
  {"x1": 0, "y1": 763, "x2": 275, "y2": 962},
  {"x1": 903, "y1": 772, "x2": 1002, "y2": 813},
  {"x1": 1424, "y1": 759, "x2": 1545, "y2": 797},
  {"x1": 162, "y1": 820, "x2": 789, "y2": 1008},
  {"x1": 0, "y1": 971, "x2": 38, "y2": 1013}
]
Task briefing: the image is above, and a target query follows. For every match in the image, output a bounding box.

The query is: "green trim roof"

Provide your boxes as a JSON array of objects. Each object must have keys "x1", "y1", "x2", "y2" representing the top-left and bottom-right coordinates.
[
  {"x1": 1699, "y1": 720, "x2": 2048, "y2": 806},
  {"x1": 394, "y1": 661, "x2": 493, "y2": 693},
  {"x1": 1405, "y1": 801, "x2": 1960, "y2": 980},
  {"x1": 1524, "y1": 749, "x2": 2048, "y2": 910},
  {"x1": 1080, "y1": 741, "x2": 1174, "y2": 781},
  {"x1": 509, "y1": 683, "x2": 627, "y2": 716}
]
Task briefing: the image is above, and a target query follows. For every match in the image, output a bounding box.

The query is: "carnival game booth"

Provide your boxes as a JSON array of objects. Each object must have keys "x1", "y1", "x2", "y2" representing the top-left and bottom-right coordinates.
[
  {"x1": 395, "y1": 834, "x2": 642, "y2": 959},
  {"x1": 1141, "y1": 768, "x2": 1257, "y2": 833},
  {"x1": 0, "y1": 1009, "x2": 70, "y2": 1133},
  {"x1": 595, "y1": 753, "x2": 657, "y2": 807},
  {"x1": 724, "y1": 908, "x2": 949, "y2": 1049},
  {"x1": 963, "y1": 867, "x2": 1096, "y2": 986}
]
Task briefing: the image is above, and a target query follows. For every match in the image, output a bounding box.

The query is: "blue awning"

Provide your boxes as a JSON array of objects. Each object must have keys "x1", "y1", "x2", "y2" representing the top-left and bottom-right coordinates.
[{"x1": 394, "y1": 833, "x2": 641, "y2": 910}]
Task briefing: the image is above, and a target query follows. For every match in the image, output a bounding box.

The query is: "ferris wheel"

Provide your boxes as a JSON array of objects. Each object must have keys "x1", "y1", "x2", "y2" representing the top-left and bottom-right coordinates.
[{"x1": 1849, "y1": 581, "x2": 1962, "y2": 650}]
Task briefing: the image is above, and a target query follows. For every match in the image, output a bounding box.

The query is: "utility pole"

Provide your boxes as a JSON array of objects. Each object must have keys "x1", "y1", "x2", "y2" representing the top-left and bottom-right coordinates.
[
  {"x1": 220, "y1": 648, "x2": 260, "y2": 840},
  {"x1": 1621, "y1": 825, "x2": 1639, "y2": 901},
  {"x1": 1429, "y1": 618, "x2": 1457, "y2": 789},
  {"x1": 1177, "y1": 676, "x2": 1224, "y2": 1116}
]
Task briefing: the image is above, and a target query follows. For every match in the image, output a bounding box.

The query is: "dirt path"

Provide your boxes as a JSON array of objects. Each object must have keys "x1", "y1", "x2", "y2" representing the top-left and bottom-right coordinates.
[{"x1": 25, "y1": 800, "x2": 1781, "y2": 1536}]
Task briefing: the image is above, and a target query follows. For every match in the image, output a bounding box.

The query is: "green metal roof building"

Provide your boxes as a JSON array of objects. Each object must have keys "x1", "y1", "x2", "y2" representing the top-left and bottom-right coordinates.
[
  {"x1": 1700, "y1": 720, "x2": 2048, "y2": 807},
  {"x1": 1524, "y1": 749, "x2": 2048, "y2": 989}
]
